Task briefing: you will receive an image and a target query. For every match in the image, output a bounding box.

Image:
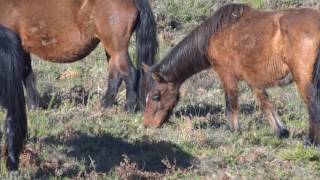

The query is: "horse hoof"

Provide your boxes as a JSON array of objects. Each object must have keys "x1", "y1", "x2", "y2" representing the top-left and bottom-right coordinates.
[
  {"x1": 6, "y1": 159, "x2": 19, "y2": 172},
  {"x1": 304, "y1": 137, "x2": 320, "y2": 148},
  {"x1": 303, "y1": 140, "x2": 319, "y2": 148},
  {"x1": 27, "y1": 99, "x2": 46, "y2": 110},
  {"x1": 227, "y1": 127, "x2": 241, "y2": 134},
  {"x1": 276, "y1": 128, "x2": 290, "y2": 139},
  {"x1": 27, "y1": 104, "x2": 39, "y2": 111},
  {"x1": 304, "y1": 140, "x2": 313, "y2": 147},
  {"x1": 8, "y1": 170, "x2": 20, "y2": 180},
  {"x1": 101, "y1": 98, "x2": 115, "y2": 109},
  {"x1": 101, "y1": 101, "x2": 112, "y2": 108},
  {"x1": 124, "y1": 101, "x2": 139, "y2": 113},
  {"x1": 228, "y1": 124, "x2": 241, "y2": 132}
]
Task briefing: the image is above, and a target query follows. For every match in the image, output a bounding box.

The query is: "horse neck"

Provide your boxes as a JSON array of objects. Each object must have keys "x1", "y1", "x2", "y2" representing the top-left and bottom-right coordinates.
[
  {"x1": 154, "y1": 38, "x2": 211, "y2": 85},
  {"x1": 153, "y1": 3, "x2": 250, "y2": 85}
]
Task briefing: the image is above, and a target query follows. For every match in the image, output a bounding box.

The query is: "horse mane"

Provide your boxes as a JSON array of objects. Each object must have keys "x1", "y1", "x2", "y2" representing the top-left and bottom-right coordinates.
[{"x1": 153, "y1": 4, "x2": 251, "y2": 83}]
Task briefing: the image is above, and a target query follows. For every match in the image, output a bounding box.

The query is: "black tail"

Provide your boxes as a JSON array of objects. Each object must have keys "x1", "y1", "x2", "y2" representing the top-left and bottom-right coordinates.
[
  {"x1": 133, "y1": 0, "x2": 158, "y2": 108},
  {"x1": 313, "y1": 50, "x2": 320, "y2": 89},
  {"x1": 305, "y1": 49, "x2": 320, "y2": 145},
  {"x1": 133, "y1": 0, "x2": 158, "y2": 67},
  {"x1": 0, "y1": 26, "x2": 27, "y2": 171},
  {"x1": 312, "y1": 50, "x2": 320, "y2": 122}
]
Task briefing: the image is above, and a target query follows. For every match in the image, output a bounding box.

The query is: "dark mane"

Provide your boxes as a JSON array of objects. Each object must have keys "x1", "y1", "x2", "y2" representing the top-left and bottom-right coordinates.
[{"x1": 153, "y1": 4, "x2": 251, "y2": 83}]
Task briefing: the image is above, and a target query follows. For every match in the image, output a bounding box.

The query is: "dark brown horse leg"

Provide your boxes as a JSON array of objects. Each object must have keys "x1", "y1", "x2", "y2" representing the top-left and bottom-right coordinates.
[
  {"x1": 102, "y1": 51, "x2": 123, "y2": 108},
  {"x1": 295, "y1": 80, "x2": 320, "y2": 145},
  {"x1": 22, "y1": 52, "x2": 41, "y2": 109},
  {"x1": 253, "y1": 88, "x2": 289, "y2": 138},
  {"x1": 102, "y1": 76, "x2": 122, "y2": 108},
  {"x1": 289, "y1": 51, "x2": 320, "y2": 145},
  {"x1": 121, "y1": 54, "x2": 139, "y2": 112},
  {"x1": 225, "y1": 89, "x2": 240, "y2": 131},
  {"x1": 102, "y1": 63, "x2": 122, "y2": 108},
  {"x1": 220, "y1": 74, "x2": 240, "y2": 131},
  {"x1": 102, "y1": 51, "x2": 138, "y2": 112}
]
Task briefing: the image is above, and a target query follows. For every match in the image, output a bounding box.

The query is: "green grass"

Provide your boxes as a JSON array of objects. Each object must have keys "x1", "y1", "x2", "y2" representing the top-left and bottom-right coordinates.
[
  {"x1": 163, "y1": 0, "x2": 214, "y2": 23},
  {"x1": 242, "y1": 0, "x2": 266, "y2": 8},
  {"x1": 1, "y1": 0, "x2": 320, "y2": 179},
  {"x1": 280, "y1": 144, "x2": 320, "y2": 162}
]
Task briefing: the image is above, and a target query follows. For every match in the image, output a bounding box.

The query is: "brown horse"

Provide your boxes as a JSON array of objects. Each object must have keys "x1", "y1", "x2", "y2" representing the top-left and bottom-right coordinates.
[
  {"x1": 0, "y1": 0, "x2": 158, "y2": 171},
  {"x1": 0, "y1": 0, "x2": 158, "y2": 112},
  {"x1": 143, "y1": 4, "x2": 320, "y2": 146}
]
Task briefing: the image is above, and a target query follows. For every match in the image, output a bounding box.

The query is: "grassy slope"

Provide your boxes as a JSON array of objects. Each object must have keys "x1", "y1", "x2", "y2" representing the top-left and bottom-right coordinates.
[{"x1": 1, "y1": 0, "x2": 320, "y2": 179}]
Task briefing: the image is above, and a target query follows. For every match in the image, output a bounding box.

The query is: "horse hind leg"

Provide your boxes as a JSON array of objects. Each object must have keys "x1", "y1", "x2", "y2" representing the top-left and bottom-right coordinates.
[
  {"x1": 117, "y1": 51, "x2": 139, "y2": 112},
  {"x1": 253, "y1": 88, "x2": 289, "y2": 138},
  {"x1": 22, "y1": 52, "x2": 42, "y2": 109},
  {"x1": 286, "y1": 47, "x2": 320, "y2": 146},
  {"x1": 293, "y1": 78, "x2": 320, "y2": 145},
  {"x1": 102, "y1": 50, "x2": 139, "y2": 112},
  {"x1": 292, "y1": 65, "x2": 320, "y2": 145},
  {"x1": 102, "y1": 51, "x2": 123, "y2": 108}
]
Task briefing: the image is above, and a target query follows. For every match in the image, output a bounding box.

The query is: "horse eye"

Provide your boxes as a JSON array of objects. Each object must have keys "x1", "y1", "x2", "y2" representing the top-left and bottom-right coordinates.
[{"x1": 152, "y1": 95, "x2": 160, "y2": 101}]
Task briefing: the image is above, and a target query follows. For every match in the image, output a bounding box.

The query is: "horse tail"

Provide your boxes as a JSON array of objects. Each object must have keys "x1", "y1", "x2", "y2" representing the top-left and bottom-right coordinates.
[
  {"x1": 133, "y1": 0, "x2": 158, "y2": 67},
  {"x1": 311, "y1": 49, "x2": 320, "y2": 121},
  {"x1": 133, "y1": 0, "x2": 158, "y2": 107},
  {"x1": 313, "y1": 50, "x2": 320, "y2": 94},
  {"x1": 0, "y1": 26, "x2": 27, "y2": 170}
]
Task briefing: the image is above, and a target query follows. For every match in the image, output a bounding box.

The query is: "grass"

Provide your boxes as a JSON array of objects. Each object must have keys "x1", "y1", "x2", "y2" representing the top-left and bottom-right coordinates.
[
  {"x1": 242, "y1": 0, "x2": 267, "y2": 8},
  {"x1": 1, "y1": 0, "x2": 320, "y2": 179}
]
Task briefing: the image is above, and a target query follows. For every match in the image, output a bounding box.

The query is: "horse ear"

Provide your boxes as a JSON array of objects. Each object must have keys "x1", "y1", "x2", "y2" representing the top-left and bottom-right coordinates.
[
  {"x1": 152, "y1": 72, "x2": 167, "y2": 83},
  {"x1": 142, "y1": 63, "x2": 150, "y2": 74}
]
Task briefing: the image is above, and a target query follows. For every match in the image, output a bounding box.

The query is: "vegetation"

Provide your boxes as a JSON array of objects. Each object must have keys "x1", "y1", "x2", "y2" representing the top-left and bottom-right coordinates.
[{"x1": 1, "y1": 0, "x2": 320, "y2": 179}]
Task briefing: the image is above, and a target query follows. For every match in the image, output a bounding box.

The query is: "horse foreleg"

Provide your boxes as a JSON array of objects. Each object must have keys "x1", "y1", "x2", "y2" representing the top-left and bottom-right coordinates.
[
  {"x1": 253, "y1": 88, "x2": 289, "y2": 138},
  {"x1": 225, "y1": 88, "x2": 240, "y2": 131},
  {"x1": 219, "y1": 72, "x2": 240, "y2": 131},
  {"x1": 23, "y1": 53, "x2": 41, "y2": 109}
]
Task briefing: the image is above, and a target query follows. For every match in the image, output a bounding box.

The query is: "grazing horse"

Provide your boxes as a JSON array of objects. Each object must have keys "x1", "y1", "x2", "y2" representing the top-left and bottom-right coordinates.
[
  {"x1": 0, "y1": 26, "x2": 27, "y2": 171},
  {"x1": 0, "y1": 0, "x2": 158, "y2": 171},
  {"x1": 0, "y1": 0, "x2": 158, "y2": 111},
  {"x1": 143, "y1": 4, "x2": 320, "y2": 146}
]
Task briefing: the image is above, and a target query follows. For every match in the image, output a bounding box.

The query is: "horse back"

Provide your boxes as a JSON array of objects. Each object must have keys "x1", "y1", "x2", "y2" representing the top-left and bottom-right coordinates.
[
  {"x1": 209, "y1": 7, "x2": 320, "y2": 88},
  {"x1": 0, "y1": 0, "x2": 138, "y2": 62}
]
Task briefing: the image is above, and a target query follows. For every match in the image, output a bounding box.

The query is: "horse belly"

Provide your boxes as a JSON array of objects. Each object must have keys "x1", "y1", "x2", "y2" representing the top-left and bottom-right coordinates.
[
  {"x1": 242, "y1": 58, "x2": 291, "y2": 88},
  {"x1": 21, "y1": 28, "x2": 100, "y2": 62}
]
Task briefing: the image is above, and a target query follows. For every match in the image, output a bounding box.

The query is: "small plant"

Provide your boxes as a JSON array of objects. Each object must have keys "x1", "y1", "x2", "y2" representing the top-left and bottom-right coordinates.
[{"x1": 280, "y1": 144, "x2": 320, "y2": 162}]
